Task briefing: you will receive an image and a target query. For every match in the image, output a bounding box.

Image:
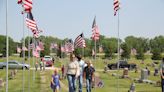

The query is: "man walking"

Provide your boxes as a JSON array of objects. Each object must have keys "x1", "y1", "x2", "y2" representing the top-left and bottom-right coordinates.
[
  {"x1": 160, "y1": 58, "x2": 164, "y2": 92},
  {"x1": 83, "y1": 60, "x2": 95, "y2": 92}
]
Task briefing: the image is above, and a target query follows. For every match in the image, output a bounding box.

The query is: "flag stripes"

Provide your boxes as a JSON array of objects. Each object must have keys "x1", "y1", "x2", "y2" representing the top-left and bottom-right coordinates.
[
  {"x1": 74, "y1": 33, "x2": 86, "y2": 48},
  {"x1": 65, "y1": 39, "x2": 74, "y2": 53},
  {"x1": 114, "y1": 0, "x2": 120, "y2": 16},
  {"x1": 92, "y1": 16, "x2": 100, "y2": 41}
]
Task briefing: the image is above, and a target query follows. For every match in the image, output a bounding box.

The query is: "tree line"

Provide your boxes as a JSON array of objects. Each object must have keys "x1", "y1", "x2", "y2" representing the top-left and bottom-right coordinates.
[{"x1": 0, "y1": 35, "x2": 164, "y2": 60}]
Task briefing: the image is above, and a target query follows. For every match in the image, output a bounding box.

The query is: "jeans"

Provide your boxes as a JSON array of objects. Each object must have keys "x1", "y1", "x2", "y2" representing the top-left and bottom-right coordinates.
[
  {"x1": 162, "y1": 78, "x2": 164, "y2": 92},
  {"x1": 78, "y1": 74, "x2": 83, "y2": 92},
  {"x1": 67, "y1": 74, "x2": 76, "y2": 92},
  {"x1": 86, "y1": 78, "x2": 92, "y2": 92}
]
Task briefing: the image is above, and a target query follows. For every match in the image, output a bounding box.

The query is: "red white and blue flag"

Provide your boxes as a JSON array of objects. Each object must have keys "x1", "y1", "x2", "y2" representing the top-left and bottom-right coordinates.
[
  {"x1": 17, "y1": 0, "x2": 33, "y2": 13},
  {"x1": 91, "y1": 16, "x2": 100, "y2": 41},
  {"x1": 65, "y1": 39, "x2": 74, "y2": 53},
  {"x1": 74, "y1": 33, "x2": 86, "y2": 48},
  {"x1": 114, "y1": 0, "x2": 120, "y2": 16}
]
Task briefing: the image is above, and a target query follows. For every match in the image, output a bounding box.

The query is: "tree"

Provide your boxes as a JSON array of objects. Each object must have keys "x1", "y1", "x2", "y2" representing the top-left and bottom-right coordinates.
[
  {"x1": 151, "y1": 48, "x2": 162, "y2": 60},
  {"x1": 121, "y1": 43, "x2": 130, "y2": 60}
]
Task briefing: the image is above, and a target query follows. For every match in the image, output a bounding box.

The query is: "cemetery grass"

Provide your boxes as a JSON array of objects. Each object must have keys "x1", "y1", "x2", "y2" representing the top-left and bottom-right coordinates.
[{"x1": 0, "y1": 56, "x2": 162, "y2": 92}]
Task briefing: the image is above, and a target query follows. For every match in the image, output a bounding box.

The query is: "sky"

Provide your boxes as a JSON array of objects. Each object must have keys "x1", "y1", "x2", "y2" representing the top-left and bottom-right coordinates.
[{"x1": 0, "y1": 0, "x2": 164, "y2": 42}]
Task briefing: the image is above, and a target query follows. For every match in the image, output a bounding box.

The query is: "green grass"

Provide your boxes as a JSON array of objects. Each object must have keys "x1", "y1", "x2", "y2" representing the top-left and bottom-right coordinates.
[{"x1": 0, "y1": 56, "x2": 163, "y2": 92}]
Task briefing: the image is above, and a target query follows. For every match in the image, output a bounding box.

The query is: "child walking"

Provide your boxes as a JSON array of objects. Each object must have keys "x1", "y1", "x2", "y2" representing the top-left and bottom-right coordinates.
[{"x1": 51, "y1": 69, "x2": 61, "y2": 92}]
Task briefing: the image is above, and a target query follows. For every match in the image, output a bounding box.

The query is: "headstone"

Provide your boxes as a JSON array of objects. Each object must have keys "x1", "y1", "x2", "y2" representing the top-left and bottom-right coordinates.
[
  {"x1": 128, "y1": 82, "x2": 135, "y2": 92},
  {"x1": 122, "y1": 68, "x2": 129, "y2": 78},
  {"x1": 154, "y1": 68, "x2": 159, "y2": 76},
  {"x1": 140, "y1": 69, "x2": 148, "y2": 81},
  {"x1": 135, "y1": 66, "x2": 139, "y2": 73},
  {"x1": 104, "y1": 66, "x2": 108, "y2": 73},
  {"x1": 0, "y1": 78, "x2": 4, "y2": 88}
]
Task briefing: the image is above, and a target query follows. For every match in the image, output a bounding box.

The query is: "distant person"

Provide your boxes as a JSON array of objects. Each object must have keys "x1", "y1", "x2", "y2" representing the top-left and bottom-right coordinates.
[
  {"x1": 160, "y1": 58, "x2": 164, "y2": 92},
  {"x1": 67, "y1": 54, "x2": 79, "y2": 92},
  {"x1": 83, "y1": 60, "x2": 95, "y2": 92},
  {"x1": 61, "y1": 65, "x2": 65, "y2": 79},
  {"x1": 43, "y1": 61, "x2": 46, "y2": 71},
  {"x1": 35, "y1": 61, "x2": 39, "y2": 71},
  {"x1": 40, "y1": 61, "x2": 43, "y2": 71},
  {"x1": 76, "y1": 55, "x2": 85, "y2": 92},
  {"x1": 51, "y1": 69, "x2": 61, "y2": 92}
]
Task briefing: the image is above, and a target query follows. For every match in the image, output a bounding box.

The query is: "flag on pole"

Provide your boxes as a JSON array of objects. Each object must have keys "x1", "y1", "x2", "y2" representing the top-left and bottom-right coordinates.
[
  {"x1": 74, "y1": 33, "x2": 86, "y2": 48},
  {"x1": 114, "y1": 0, "x2": 120, "y2": 16},
  {"x1": 50, "y1": 43, "x2": 58, "y2": 49},
  {"x1": 17, "y1": 0, "x2": 33, "y2": 13},
  {"x1": 26, "y1": 12, "x2": 37, "y2": 31},
  {"x1": 38, "y1": 41, "x2": 44, "y2": 50},
  {"x1": 17, "y1": 46, "x2": 21, "y2": 53},
  {"x1": 61, "y1": 46, "x2": 65, "y2": 52},
  {"x1": 65, "y1": 39, "x2": 74, "y2": 53},
  {"x1": 91, "y1": 16, "x2": 100, "y2": 41},
  {"x1": 32, "y1": 49, "x2": 39, "y2": 58},
  {"x1": 22, "y1": 46, "x2": 28, "y2": 51}
]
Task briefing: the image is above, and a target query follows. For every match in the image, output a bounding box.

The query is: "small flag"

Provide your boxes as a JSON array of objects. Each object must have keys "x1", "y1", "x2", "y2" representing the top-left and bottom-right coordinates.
[
  {"x1": 61, "y1": 46, "x2": 65, "y2": 52},
  {"x1": 65, "y1": 39, "x2": 74, "y2": 53},
  {"x1": 38, "y1": 41, "x2": 44, "y2": 50},
  {"x1": 32, "y1": 49, "x2": 39, "y2": 58},
  {"x1": 50, "y1": 43, "x2": 58, "y2": 49},
  {"x1": 74, "y1": 33, "x2": 86, "y2": 48},
  {"x1": 22, "y1": 46, "x2": 28, "y2": 51},
  {"x1": 114, "y1": 0, "x2": 120, "y2": 16},
  {"x1": 17, "y1": 46, "x2": 21, "y2": 53},
  {"x1": 91, "y1": 16, "x2": 100, "y2": 41}
]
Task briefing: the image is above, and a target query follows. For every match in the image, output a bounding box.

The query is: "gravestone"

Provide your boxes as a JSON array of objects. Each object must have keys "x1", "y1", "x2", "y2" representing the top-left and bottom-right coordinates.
[
  {"x1": 140, "y1": 69, "x2": 148, "y2": 81},
  {"x1": 128, "y1": 82, "x2": 135, "y2": 92},
  {"x1": 135, "y1": 66, "x2": 139, "y2": 73},
  {"x1": 0, "y1": 78, "x2": 4, "y2": 88},
  {"x1": 122, "y1": 68, "x2": 129, "y2": 78},
  {"x1": 104, "y1": 66, "x2": 108, "y2": 73},
  {"x1": 154, "y1": 68, "x2": 159, "y2": 76}
]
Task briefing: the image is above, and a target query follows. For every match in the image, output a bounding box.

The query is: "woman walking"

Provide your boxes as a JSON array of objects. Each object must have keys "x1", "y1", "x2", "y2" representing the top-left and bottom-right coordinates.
[{"x1": 67, "y1": 54, "x2": 79, "y2": 92}]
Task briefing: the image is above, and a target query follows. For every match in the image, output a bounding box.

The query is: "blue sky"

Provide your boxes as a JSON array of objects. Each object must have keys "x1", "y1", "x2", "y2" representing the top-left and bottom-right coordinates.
[{"x1": 0, "y1": 0, "x2": 164, "y2": 42}]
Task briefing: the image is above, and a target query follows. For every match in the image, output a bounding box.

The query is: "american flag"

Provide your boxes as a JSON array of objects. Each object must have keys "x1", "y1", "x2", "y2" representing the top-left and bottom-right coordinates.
[
  {"x1": 26, "y1": 12, "x2": 37, "y2": 31},
  {"x1": 61, "y1": 46, "x2": 65, "y2": 52},
  {"x1": 65, "y1": 39, "x2": 74, "y2": 53},
  {"x1": 22, "y1": 46, "x2": 28, "y2": 51},
  {"x1": 17, "y1": 46, "x2": 21, "y2": 53},
  {"x1": 114, "y1": 0, "x2": 120, "y2": 16},
  {"x1": 38, "y1": 41, "x2": 44, "y2": 50},
  {"x1": 17, "y1": 0, "x2": 33, "y2": 13},
  {"x1": 32, "y1": 49, "x2": 39, "y2": 58},
  {"x1": 92, "y1": 16, "x2": 100, "y2": 41},
  {"x1": 50, "y1": 43, "x2": 58, "y2": 49},
  {"x1": 74, "y1": 33, "x2": 86, "y2": 48}
]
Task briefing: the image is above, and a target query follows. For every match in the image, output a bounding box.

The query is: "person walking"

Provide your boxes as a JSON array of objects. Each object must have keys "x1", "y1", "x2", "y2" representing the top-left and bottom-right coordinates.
[
  {"x1": 83, "y1": 60, "x2": 95, "y2": 92},
  {"x1": 160, "y1": 58, "x2": 164, "y2": 92},
  {"x1": 76, "y1": 55, "x2": 85, "y2": 92},
  {"x1": 51, "y1": 69, "x2": 61, "y2": 92},
  {"x1": 67, "y1": 54, "x2": 79, "y2": 92},
  {"x1": 61, "y1": 65, "x2": 65, "y2": 79}
]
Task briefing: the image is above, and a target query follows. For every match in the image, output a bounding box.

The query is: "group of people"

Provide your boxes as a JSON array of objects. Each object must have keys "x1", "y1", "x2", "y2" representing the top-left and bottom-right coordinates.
[{"x1": 51, "y1": 53, "x2": 95, "y2": 92}]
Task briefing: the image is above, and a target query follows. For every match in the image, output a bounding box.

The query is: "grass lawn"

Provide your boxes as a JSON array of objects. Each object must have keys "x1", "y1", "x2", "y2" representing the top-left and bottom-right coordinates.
[{"x1": 0, "y1": 56, "x2": 162, "y2": 92}]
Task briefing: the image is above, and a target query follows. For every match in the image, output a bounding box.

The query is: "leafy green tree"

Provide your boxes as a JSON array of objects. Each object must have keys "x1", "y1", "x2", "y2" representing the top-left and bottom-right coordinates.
[
  {"x1": 120, "y1": 43, "x2": 130, "y2": 60},
  {"x1": 151, "y1": 48, "x2": 162, "y2": 60}
]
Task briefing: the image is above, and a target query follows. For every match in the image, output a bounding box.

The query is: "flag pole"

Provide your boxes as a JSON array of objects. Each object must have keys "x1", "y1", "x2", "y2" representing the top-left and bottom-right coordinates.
[
  {"x1": 94, "y1": 40, "x2": 96, "y2": 60},
  {"x1": 28, "y1": 30, "x2": 31, "y2": 92},
  {"x1": 22, "y1": 11, "x2": 25, "y2": 92},
  {"x1": 5, "y1": 0, "x2": 9, "y2": 91},
  {"x1": 33, "y1": 38, "x2": 35, "y2": 81},
  {"x1": 117, "y1": 10, "x2": 120, "y2": 92}
]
